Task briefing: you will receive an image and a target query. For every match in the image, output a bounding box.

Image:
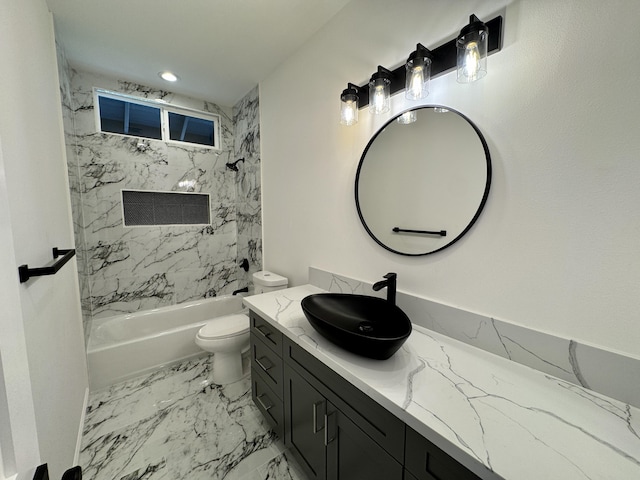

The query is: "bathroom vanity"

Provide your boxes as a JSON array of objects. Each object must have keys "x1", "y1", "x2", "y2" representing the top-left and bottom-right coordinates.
[{"x1": 245, "y1": 285, "x2": 640, "y2": 480}]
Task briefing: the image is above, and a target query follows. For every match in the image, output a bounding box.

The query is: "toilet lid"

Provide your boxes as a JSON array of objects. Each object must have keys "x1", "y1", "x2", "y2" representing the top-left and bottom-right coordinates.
[{"x1": 198, "y1": 314, "x2": 249, "y2": 340}]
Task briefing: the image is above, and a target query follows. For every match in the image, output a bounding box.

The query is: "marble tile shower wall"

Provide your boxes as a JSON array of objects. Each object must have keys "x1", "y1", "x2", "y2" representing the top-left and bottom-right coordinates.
[
  {"x1": 57, "y1": 43, "x2": 92, "y2": 340},
  {"x1": 233, "y1": 86, "x2": 262, "y2": 290},
  {"x1": 61, "y1": 68, "x2": 262, "y2": 323}
]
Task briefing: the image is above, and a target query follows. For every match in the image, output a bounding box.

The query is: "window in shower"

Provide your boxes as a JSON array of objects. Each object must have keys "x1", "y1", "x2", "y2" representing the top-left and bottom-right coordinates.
[
  {"x1": 95, "y1": 89, "x2": 220, "y2": 149},
  {"x1": 122, "y1": 190, "x2": 211, "y2": 227},
  {"x1": 98, "y1": 95, "x2": 162, "y2": 139},
  {"x1": 167, "y1": 111, "x2": 216, "y2": 147}
]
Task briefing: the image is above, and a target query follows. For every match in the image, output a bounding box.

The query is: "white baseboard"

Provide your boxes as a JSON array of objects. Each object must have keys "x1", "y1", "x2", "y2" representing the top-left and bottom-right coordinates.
[{"x1": 73, "y1": 387, "x2": 89, "y2": 465}]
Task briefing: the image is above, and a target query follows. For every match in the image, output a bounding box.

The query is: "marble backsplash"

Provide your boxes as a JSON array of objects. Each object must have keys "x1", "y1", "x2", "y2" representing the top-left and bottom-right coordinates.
[
  {"x1": 57, "y1": 62, "x2": 262, "y2": 324},
  {"x1": 308, "y1": 267, "x2": 640, "y2": 409}
]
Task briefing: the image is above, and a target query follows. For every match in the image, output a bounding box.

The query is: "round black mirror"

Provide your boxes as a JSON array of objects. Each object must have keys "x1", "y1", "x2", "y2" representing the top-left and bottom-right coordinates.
[{"x1": 355, "y1": 106, "x2": 491, "y2": 256}]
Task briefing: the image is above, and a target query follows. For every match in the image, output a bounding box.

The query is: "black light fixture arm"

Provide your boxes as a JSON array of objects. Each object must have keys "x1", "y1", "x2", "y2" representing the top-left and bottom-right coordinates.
[{"x1": 351, "y1": 14, "x2": 503, "y2": 109}]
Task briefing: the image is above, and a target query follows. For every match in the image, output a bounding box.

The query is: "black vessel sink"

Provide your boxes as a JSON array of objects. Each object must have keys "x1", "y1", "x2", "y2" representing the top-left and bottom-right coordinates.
[{"x1": 301, "y1": 293, "x2": 412, "y2": 360}]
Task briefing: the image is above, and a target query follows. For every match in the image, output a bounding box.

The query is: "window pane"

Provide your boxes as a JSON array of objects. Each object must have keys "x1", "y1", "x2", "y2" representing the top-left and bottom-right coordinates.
[
  {"x1": 168, "y1": 112, "x2": 215, "y2": 147},
  {"x1": 98, "y1": 96, "x2": 162, "y2": 140}
]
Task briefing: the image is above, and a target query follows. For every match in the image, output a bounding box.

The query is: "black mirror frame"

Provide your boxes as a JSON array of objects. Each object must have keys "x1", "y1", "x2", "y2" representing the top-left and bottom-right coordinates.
[{"x1": 354, "y1": 105, "x2": 492, "y2": 256}]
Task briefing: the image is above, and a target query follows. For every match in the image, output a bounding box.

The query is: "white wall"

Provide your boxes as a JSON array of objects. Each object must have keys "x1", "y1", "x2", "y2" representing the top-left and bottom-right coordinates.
[
  {"x1": 0, "y1": 0, "x2": 89, "y2": 478},
  {"x1": 259, "y1": 0, "x2": 640, "y2": 357},
  {"x1": 0, "y1": 139, "x2": 40, "y2": 479}
]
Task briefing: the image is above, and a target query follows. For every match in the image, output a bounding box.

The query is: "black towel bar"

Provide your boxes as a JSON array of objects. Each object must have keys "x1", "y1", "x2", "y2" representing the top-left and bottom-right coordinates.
[
  {"x1": 18, "y1": 248, "x2": 76, "y2": 283},
  {"x1": 392, "y1": 227, "x2": 447, "y2": 236}
]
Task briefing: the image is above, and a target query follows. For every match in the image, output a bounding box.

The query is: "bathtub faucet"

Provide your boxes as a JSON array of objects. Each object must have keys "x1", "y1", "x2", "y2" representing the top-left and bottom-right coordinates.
[{"x1": 232, "y1": 286, "x2": 249, "y2": 296}]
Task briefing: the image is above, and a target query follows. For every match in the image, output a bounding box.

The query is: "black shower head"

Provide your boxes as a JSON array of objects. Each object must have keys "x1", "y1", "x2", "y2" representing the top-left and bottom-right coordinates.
[{"x1": 226, "y1": 158, "x2": 245, "y2": 171}]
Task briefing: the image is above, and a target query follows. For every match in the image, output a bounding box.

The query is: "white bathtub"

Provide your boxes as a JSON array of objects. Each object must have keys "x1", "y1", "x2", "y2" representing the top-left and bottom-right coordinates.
[{"x1": 87, "y1": 295, "x2": 246, "y2": 390}]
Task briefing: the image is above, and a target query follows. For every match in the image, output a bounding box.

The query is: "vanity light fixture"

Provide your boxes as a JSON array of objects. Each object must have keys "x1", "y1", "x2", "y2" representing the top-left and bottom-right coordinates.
[
  {"x1": 405, "y1": 44, "x2": 433, "y2": 100},
  {"x1": 369, "y1": 66, "x2": 392, "y2": 115},
  {"x1": 339, "y1": 13, "x2": 503, "y2": 125},
  {"x1": 340, "y1": 83, "x2": 360, "y2": 126},
  {"x1": 456, "y1": 15, "x2": 488, "y2": 83}
]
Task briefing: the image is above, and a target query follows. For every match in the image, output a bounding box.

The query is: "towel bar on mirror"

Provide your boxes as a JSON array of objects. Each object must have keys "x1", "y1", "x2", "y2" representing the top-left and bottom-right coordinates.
[
  {"x1": 18, "y1": 248, "x2": 76, "y2": 283},
  {"x1": 392, "y1": 227, "x2": 447, "y2": 236}
]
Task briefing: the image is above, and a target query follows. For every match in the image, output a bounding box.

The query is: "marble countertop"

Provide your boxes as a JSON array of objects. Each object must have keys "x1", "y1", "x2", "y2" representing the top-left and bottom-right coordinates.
[{"x1": 244, "y1": 285, "x2": 640, "y2": 480}]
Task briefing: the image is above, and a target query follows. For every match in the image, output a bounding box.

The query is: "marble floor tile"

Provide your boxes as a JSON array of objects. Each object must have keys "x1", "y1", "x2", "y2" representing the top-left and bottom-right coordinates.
[{"x1": 80, "y1": 356, "x2": 305, "y2": 480}]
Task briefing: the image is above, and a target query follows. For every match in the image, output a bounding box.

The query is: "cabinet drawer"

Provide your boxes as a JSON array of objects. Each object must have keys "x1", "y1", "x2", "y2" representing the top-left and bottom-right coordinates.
[
  {"x1": 250, "y1": 311, "x2": 282, "y2": 354},
  {"x1": 405, "y1": 427, "x2": 482, "y2": 480},
  {"x1": 251, "y1": 367, "x2": 284, "y2": 438},
  {"x1": 251, "y1": 333, "x2": 284, "y2": 398},
  {"x1": 284, "y1": 338, "x2": 406, "y2": 463}
]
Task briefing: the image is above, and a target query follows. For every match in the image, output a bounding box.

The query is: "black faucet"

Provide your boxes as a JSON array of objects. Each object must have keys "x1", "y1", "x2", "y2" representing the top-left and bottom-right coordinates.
[{"x1": 372, "y1": 272, "x2": 397, "y2": 306}]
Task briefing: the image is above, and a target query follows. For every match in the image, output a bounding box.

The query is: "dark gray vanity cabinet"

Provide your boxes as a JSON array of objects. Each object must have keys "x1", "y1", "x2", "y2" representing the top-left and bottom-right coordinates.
[
  {"x1": 284, "y1": 365, "x2": 326, "y2": 480},
  {"x1": 249, "y1": 310, "x2": 485, "y2": 480},
  {"x1": 283, "y1": 342, "x2": 403, "y2": 480},
  {"x1": 250, "y1": 311, "x2": 284, "y2": 438},
  {"x1": 284, "y1": 364, "x2": 403, "y2": 480}
]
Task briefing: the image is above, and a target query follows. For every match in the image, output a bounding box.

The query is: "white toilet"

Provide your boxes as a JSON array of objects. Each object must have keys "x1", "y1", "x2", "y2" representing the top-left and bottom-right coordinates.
[{"x1": 195, "y1": 271, "x2": 288, "y2": 384}]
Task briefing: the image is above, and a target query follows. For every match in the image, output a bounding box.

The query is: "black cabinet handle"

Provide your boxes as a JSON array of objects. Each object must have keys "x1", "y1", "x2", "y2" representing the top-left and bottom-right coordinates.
[{"x1": 19, "y1": 248, "x2": 76, "y2": 283}]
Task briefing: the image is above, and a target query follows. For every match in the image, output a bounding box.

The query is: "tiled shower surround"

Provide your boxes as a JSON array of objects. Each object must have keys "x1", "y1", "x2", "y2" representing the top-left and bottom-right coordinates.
[{"x1": 58, "y1": 54, "x2": 262, "y2": 334}]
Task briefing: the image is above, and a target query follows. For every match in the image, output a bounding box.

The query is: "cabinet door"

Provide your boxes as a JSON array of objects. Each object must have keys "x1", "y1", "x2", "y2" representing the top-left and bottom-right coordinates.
[
  {"x1": 404, "y1": 470, "x2": 419, "y2": 480},
  {"x1": 284, "y1": 364, "x2": 327, "y2": 480},
  {"x1": 405, "y1": 426, "x2": 482, "y2": 480},
  {"x1": 326, "y1": 406, "x2": 403, "y2": 480}
]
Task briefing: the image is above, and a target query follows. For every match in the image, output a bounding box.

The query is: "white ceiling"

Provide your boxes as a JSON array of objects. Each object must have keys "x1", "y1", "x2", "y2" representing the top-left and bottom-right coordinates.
[{"x1": 46, "y1": 0, "x2": 353, "y2": 106}]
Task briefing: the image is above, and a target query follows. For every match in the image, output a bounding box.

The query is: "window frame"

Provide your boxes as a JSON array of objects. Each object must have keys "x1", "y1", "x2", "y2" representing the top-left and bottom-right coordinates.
[{"x1": 94, "y1": 88, "x2": 221, "y2": 150}]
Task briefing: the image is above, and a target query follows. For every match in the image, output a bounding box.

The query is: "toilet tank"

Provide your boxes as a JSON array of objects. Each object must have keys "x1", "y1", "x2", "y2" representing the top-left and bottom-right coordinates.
[{"x1": 253, "y1": 271, "x2": 288, "y2": 294}]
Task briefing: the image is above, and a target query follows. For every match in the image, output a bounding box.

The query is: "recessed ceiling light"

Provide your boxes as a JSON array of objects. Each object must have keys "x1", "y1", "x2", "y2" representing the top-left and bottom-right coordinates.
[{"x1": 159, "y1": 71, "x2": 179, "y2": 82}]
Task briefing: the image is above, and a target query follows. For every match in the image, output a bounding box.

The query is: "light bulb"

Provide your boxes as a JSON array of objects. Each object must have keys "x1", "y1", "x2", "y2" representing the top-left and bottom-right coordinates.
[
  {"x1": 405, "y1": 44, "x2": 432, "y2": 100},
  {"x1": 340, "y1": 85, "x2": 359, "y2": 126},
  {"x1": 463, "y1": 41, "x2": 481, "y2": 79},
  {"x1": 409, "y1": 67, "x2": 424, "y2": 98},
  {"x1": 456, "y1": 15, "x2": 488, "y2": 83},
  {"x1": 340, "y1": 100, "x2": 358, "y2": 126},
  {"x1": 372, "y1": 86, "x2": 387, "y2": 113},
  {"x1": 368, "y1": 67, "x2": 391, "y2": 115}
]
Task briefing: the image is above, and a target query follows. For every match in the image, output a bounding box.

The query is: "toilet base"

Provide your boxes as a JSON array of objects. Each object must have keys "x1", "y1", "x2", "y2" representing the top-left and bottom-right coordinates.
[{"x1": 211, "y1": 351, "x2": 244, "y2": 385}]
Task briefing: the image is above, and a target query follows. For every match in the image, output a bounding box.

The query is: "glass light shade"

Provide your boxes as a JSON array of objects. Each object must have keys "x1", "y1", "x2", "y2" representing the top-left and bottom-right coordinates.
[
  {"x1": 340, "y1": 97, "x2": 358, "y2": 126},
  {"x1": 340, "y1": 87, "x2": 359, "y2": 126},
  {"x1": 405, "y1": 52, "x2": 431, "y2": 100},
  {"x1": 457, "y1": 22, "x2": 488, "y2": 83},
  {"x1": 369, "y1": 75, "x2": 391, "y2": 115},
  {"x1": 396, "y1": 111, "x2": 417, "y2": 124}
]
